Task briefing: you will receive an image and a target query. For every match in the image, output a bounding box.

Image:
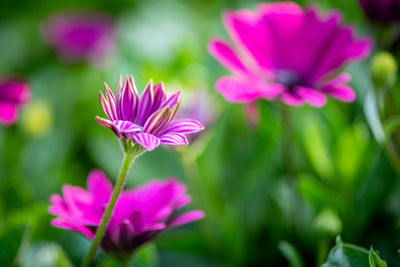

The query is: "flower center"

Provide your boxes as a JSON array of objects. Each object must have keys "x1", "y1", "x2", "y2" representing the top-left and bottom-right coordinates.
[{"x1": 275, "y1": 70, "x2": 301, "y2": 92}]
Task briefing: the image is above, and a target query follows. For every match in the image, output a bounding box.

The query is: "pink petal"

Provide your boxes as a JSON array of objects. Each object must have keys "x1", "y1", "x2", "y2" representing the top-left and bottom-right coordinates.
[
  {"x1": 223, "y1": 9, "x2": 274, "y2": 70},
  {"x1": 0, "y1": 101, "x2": 18, "y2": 125},
  {"x1": 296, "y1": 87, "x2": 327, "y2": 107},
  {"x1": 321, "y1": 83, "x2": 356, "y2": 102},
  {"x1": 133, "y1": 133, "x2": 161, "y2": 151},
  {"x1": 215, "y1": 76, "x2": 283, "y2": 102},
  {"x1": 281, "y1": 92, "x2": 304, "y2": 106},
  {"x1": 51, "y1": 219, "x2": 94, "y2": 239},
  {"x1": 161, "y1": 119, "x2": 204, "y2": 135},
  {"x1": 87, "y1": 170, "x2": 113, "y2": 204},
  {"x1": 168, "y1": 210, "x2": 205, "y2": 228},
  {"x1": 160, "y1": 133, "x2": 188, "y2": 146},
  {"x1": 207, "y1": 38, "x2": 252, "y2": 76}
]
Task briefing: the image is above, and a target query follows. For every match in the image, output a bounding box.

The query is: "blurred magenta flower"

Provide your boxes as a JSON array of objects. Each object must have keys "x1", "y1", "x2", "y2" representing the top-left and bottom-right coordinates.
[
  {"x1": 208, "y1": 2, "x2": 372, "y2": 107},
  {"x1": 96, "y1": 76, "x2": 204, "y2": 151},
  {"x1": 0, "y1": 78, "x2": 30, "y2": 125},
  {"x1": 41, "y1": 12, "x2": 114, "y2": 65},
  {"x1": 359, "y1": 0, "x2": 400, "y2": 24},
  {"x1": 49, "y1": 170, "x2": 204, "y2": 255}
]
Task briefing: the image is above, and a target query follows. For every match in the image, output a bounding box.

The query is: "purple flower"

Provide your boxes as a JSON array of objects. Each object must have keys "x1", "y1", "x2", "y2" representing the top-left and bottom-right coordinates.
[
  {"x1": 359, "y1": 0, "x2": 400, "y2": 24},
  {"x1": 0, "y1": 78, "x2": 30, "y2": 125},
  {"x1": 208, "y1": 2, "x2": 372, "y2": 107},
  {"x1": 41, "y1": 12, "x2": 114, "y2": 65},
  {"x1": 96, "y1": 76, "x2": 204, "y2": 151},
  {"x1": 49, "y1": 170, "x2": 205, "y2": 256}
]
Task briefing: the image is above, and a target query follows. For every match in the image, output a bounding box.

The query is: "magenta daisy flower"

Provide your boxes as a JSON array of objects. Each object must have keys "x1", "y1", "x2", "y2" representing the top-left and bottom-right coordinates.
[
  {"x1": 41, "y1": 12, "x2": 114, "y2": 65},
  {"x1": 208, "y1": 2, "x2": 373, "y2": 107},
  {"x1": 0, "y1": 78, "x2": 30, "y2": 125},
  {"x1": 49, "y1": 170, "x2": 204, "y2": 256},
  {"x1": 96, "y1": 76, "x2": 204, "y2": 151}
]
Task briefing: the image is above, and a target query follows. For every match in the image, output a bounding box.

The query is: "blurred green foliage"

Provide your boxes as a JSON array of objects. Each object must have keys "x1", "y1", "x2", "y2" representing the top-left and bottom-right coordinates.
[{"x1": 0, "y1": 0, "x2": 400, "y2": 266}]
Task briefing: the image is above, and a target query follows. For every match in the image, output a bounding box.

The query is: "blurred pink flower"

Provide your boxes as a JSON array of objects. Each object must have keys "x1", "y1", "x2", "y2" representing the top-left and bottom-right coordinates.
[
  {"x1": 41, "y1": 12, "x2": 115, "y2": 65},
  {"x1": 208, "y1": 2, "x2": 372, "y2": 107},
  {"x1": 96, "y1": 76, "x2": 204, "y2": 151},
  {"x1": 49, "y1": 170, "x2": 204, "y2": 256},
  {"x1": 359, "y1": 0, "x2": 400, "y2": 24},
  {"x1": 0, "y1": 78, "x2": 30, "y2": 125}
]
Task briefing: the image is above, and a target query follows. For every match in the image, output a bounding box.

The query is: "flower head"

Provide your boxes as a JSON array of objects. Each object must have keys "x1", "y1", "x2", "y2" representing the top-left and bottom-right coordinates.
[
  {"x1": 0, "y1": 78, "x2": 30, "y2": 125},
  {"x1": 49, "y1": 170, "x2": 204, "y2": 256},
  {"x1": 96, "y1": 76, "x2": 204, "y2": 151},
  {"x1": 41, "y1": 12, "x2": 114, "y2": 65},
  {"x1": 208, "y1": 2, "x2": 372, "y2": 107},
  {"x1": 359, "y1": 0, "x2": 400, "y2": 24}
]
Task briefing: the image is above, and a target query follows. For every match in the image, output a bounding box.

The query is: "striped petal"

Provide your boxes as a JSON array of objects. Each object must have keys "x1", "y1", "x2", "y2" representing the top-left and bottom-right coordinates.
[
  {"x1": 104, "y1": 83, "x2": 118, "y2": 120},
  {"x1": 113, "y1": 120, "x2": 141, "y2": 133},
  {"x1": 143, "y1": 107, "x2": 170, "y2": 135},
  {"x1": 160, "y1": 133, "x2": 188, "y2": 145},
  {"x1": 95, "y1": 116, "x2": 114, "y2": 129},
  {"x1": 120, "y1": 78, "x2": 138, "y2": 121},
  {"x1": 133, "y1": 133, "x2": 161, "y2": 151},
  {"x1": 136, "y1": 80, "x2": 154, "y2": 125},
  {"x1": 99, "y1": 91, "x2": 116, "y2": 121},
  {"x1": 161, "y1": 91, "x2": 181, "y2": 109},
  {"x1": 161, "y1": 119, "x2": 204, "y2": 135},
  {"x1": 150, "y1": 82, "x2": 167, "y2": 113}
]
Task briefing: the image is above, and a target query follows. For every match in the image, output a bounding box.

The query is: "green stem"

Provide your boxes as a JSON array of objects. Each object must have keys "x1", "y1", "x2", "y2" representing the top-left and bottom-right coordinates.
[
  {"x1": 81, "y1": 151, "x2": 137, "y2": 267},
  {"x1": 384, "y1": 139, "x2": 400, "y2": 178},
  {"x1": 316, "y1": 237, "x2": 329, "y2": 267},
  {"x1": 282, "y1": 104, "x2": 295, "y2": 176},
  {"x1": 375, "y1": 89, "x2": 400, "y2": 178}
]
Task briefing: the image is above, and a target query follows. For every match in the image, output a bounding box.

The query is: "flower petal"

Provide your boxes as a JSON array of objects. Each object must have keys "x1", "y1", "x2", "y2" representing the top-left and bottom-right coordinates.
[
  {"x1": 87, "y1": 170, "x2": 112, "y2": 206},
  {"x1": 296, "y1": 86, "x2": 327, "y2": 107},
  {"x1": 161, "y1": 119, "x2": 204, "y2": 135},
  {"x1": 160, "y1": 133, "x2": 188, "y2": 146},
  {"x1": 133, "y1": 133, "x2": 161, "y2": 151},
  {"x1": 161, "y1": 91, "x2": 182, "y2": 109},
  {"x1": 281, "y1": 92, "x2": 304, "y2": 106},
  {"x1": 208, "y1": 38, "x2": 252, "y2": 76},
  {"x1": 168, "y1": 210, "x2": 205, "y2": 228},
  {"x1": 143, "y1": 107, "x2": 170, "y2": 135},
  {"x1": 136, "y1": 80, "x2": 154, "y2": 125},
  {"x1": 321, "y1": 83, "x2": 356, "y2": 102},
  {"x1": 215, "y1": 76, "x2": 284, "y2": 102},
  {"x1": 150, "y1": 82, "x2": 167, "y2": 113},
  {"x1": 0, "y1": 101, "x2": 18, "y2": 125},
  {"x1": 113, "y1": 120, "x2": 141, "y2": 133}
]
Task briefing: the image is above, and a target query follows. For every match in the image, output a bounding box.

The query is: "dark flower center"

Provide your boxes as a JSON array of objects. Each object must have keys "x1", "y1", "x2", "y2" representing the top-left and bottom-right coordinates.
[{"x1": 275, "y1": 70, "x2": 301, "y2": 93}]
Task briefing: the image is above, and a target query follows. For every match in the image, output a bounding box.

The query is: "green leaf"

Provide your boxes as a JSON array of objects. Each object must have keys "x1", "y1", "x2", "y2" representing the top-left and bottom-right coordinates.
[
  {"x1": 322, "y1": 236, "x2": 369, "y2": 267},
  {"x1": 300, "y1": 118, "x2": 334, "y2": 180},
  {"x1": 278, "y1": 241, "x2": 305, "y2": 267},
  {"x1": 369, "y1": 247, "x2": 387, "y2": 267}
]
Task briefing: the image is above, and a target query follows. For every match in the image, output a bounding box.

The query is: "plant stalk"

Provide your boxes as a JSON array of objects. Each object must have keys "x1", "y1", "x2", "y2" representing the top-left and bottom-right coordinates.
[
  {"x1": 81, "y1": 150, "x2": 137, "y2": 267},
  {"x1": 282, "y1": 104, "x2": 295, "y2": 176}
]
